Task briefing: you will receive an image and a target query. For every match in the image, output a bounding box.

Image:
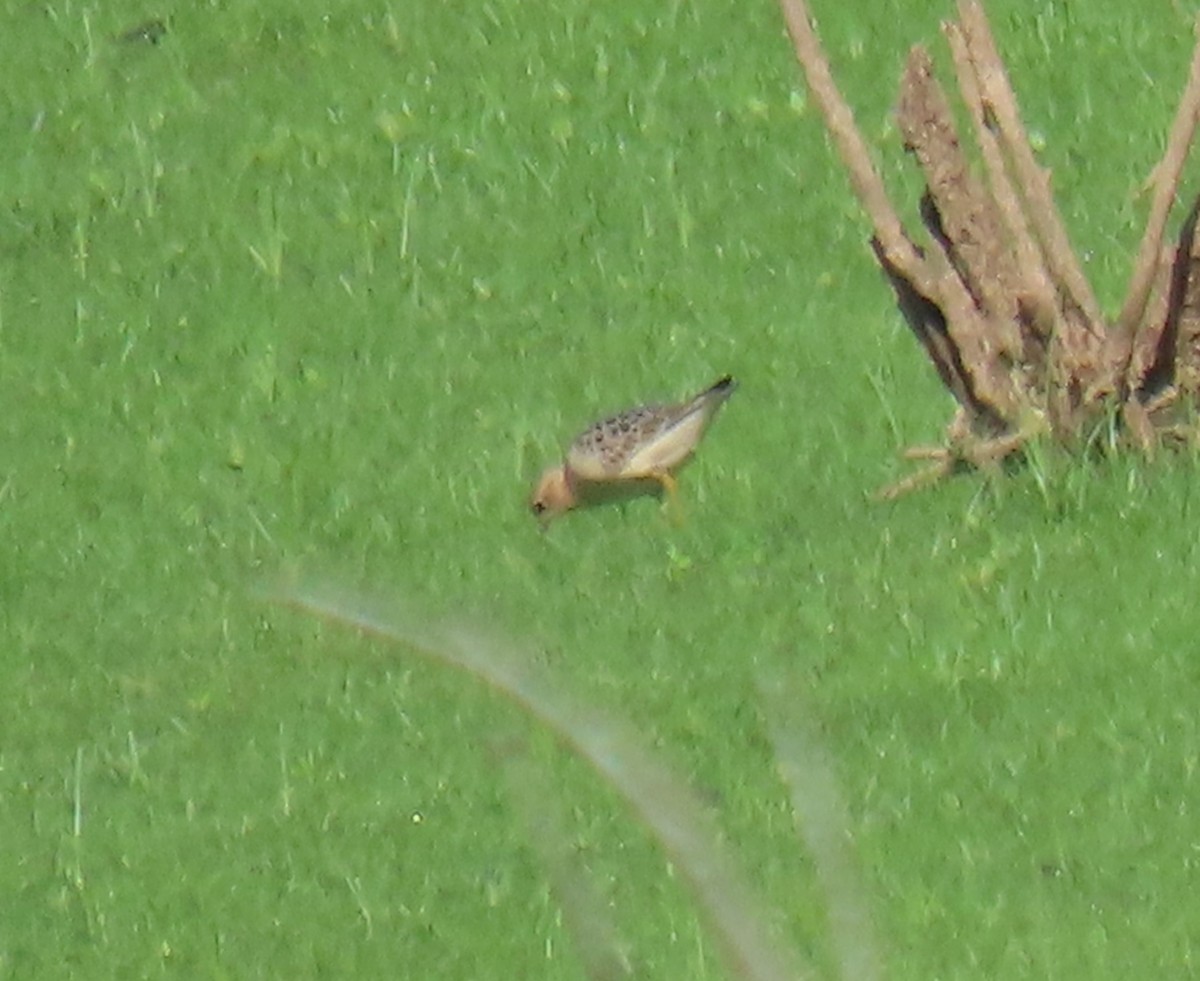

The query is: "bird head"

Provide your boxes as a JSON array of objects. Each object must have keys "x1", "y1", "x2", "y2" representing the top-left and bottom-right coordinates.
[{"x1": 530, "y1": 465, "x2": 576, "y2": 523}]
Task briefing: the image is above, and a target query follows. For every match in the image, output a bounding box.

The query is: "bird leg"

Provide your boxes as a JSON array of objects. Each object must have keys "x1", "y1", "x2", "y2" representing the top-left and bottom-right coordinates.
[
  {"x1": 653, "y1": 471, "x2": 684, "y2": 523},
  {"x1": 651, "y1": 471, "x2": 678, "y2": 499}
]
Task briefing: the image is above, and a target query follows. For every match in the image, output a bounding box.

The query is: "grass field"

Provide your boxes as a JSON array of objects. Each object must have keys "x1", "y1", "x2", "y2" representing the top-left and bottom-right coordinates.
[{"x1": 4, "y1": 0, "x2": 1200, "y2": 976}]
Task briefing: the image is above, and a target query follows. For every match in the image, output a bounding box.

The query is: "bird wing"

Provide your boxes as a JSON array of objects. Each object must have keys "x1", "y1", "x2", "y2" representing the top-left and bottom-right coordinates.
[
  {"x1": 565, "y1": 405, "x2": 661, "y2": 480},
  {"x1": 620, "y1": 378, "x2": 735, "y2": 476},
  {"x1": 619, "y1": 404, "x2": 710, "y2": 476}
]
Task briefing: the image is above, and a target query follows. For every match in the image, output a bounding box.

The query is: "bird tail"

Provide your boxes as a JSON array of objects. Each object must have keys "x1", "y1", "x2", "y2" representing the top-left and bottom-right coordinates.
[{"x1": 689, "y1": 374, "x2": 737, "y2": 413}]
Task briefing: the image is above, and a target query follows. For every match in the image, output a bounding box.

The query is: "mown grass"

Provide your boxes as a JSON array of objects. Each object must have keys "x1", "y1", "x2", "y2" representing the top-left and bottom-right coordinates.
[{"x1": 3, "y1": 0, "x2": 1200, "y2": 976}]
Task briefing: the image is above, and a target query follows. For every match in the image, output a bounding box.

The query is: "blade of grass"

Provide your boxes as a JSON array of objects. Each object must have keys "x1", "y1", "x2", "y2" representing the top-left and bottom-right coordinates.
[
  {"x1": 272, "y1": 580, "x2": 810, "y2": 981},
  {"x1": 760, "y1": 679, "x2": 883, "y2": 981},
  {"x1": 499, "y1": 741, "x2": 633, "y2": 980}
]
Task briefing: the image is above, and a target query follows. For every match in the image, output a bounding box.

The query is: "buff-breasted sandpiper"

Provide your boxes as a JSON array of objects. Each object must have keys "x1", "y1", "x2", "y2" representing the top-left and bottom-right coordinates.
[{"x1": 530, "y1": 375, "x2": 736, "y2": 521}]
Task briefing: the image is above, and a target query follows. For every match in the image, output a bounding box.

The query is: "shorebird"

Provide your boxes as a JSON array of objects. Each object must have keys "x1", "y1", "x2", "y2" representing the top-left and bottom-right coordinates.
[{"x1": 530, "y1": 375, "x2": 736, "y2": 522}]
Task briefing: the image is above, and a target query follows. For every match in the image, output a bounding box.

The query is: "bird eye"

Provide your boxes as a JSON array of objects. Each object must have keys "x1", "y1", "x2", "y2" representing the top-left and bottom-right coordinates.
[{"x1": 531, "y1": 499, "x2": 547, "y2": 515}]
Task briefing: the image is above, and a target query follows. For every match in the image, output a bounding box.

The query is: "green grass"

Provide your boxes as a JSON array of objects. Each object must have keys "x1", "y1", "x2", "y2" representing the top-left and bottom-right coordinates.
[{"x1": 4, "y1": 0, "x2": 1200, "y2": 976}]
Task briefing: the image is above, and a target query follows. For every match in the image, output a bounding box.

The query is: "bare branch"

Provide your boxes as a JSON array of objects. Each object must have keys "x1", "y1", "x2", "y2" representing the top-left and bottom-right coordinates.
[
  {"x1": 778, "y1": 0, "x2": 1009, "y2": 430},
  {"x1": 1142, "y1": 193, "x2": 1200, "y2": 397},
  {"x1": 876, "y1": 458, "x2": 955, "y2": 501},
  {"x1": 942, "y1": 19, "x2": 1058, "y2": 343},
  {"x1": 896, "y1": 47, "x2": 1034, "y2": 420},
  {"x1": 777, "y1": 0, "x2": 1200, "y2": 494},
  {"x1": 1116, "y1": 14, "x2": 1200, "y2": 344},
  {"x1": 957, "y1": 0, "x2": 1105, "y2": 332},
  {"x1": 776, "y1": 0, "x2": 912, "y2": 263},
  {"x1": 898, "y1": 46, "x2": 1020, "y2": 334}
]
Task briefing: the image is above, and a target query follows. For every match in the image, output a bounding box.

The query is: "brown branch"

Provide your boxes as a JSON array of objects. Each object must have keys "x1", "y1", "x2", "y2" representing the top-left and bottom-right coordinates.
[
  {"x1": 956, "y1": 0, "x2": 1105, "y2": 333},
  {"x1": 896, "y1": 46, "x2": 1026, "y2": 418},
  {"x1": 911, "y1": 245, "x2": 1022, "y2": 432},
  {"x1": 904, "y1": 445, "x2": 955, "y2": 461},
  {"x1": 1119, "y1": 243, "x2": 1176, "y2": 397},
  {"x1": 876, "y1": 458, "x2": 955, "y2": 501},
  {"x1": 779, "y1": 0, "x2": 1200, "y2": 495},
  {"x1": 1122, "y1": 247, "x2": 1188, "y2": 382},
  {"x1": 1122, "y1": 396, "x2": 1158, "y2": 453},
  {"x1": 1115, "y1": 14, "x2": 1200, "y2": 346},
  {"x1": 776, "y1": 0, "x2": 915, "y2": 268},
  {"x1": 898, "y1": 47, "x2": 1020, "y2": 334},
  {"x1": 877, "y1": 429, "x2": 1032, "y2": 500},
  {"x1": 777, "y1": 0, "x2": 1007, "y2": 430},
  {"x1": 1142, "y1": 192, "x2": 1200, "y2": 397},
  {"x1": 942, "y1": 19, "x2": 1058, "y2": 344},
  {"x1": 871, "y1": 240, "x2": 978, "y2": 411}
]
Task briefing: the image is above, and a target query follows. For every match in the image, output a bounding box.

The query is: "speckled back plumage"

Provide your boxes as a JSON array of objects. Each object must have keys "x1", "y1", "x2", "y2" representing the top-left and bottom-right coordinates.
[
  {"x1": 571, "y1": 404, "x2": 670, "y2": 473},
  {"x1": 565, "y1": 375, "x2": 735, "y2": 481}
]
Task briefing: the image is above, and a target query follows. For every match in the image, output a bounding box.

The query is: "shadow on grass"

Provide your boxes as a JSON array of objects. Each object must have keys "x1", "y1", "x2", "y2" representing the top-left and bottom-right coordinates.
[{"x1": 272, "y1": 581, "x2": 882, "y2": 981}]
